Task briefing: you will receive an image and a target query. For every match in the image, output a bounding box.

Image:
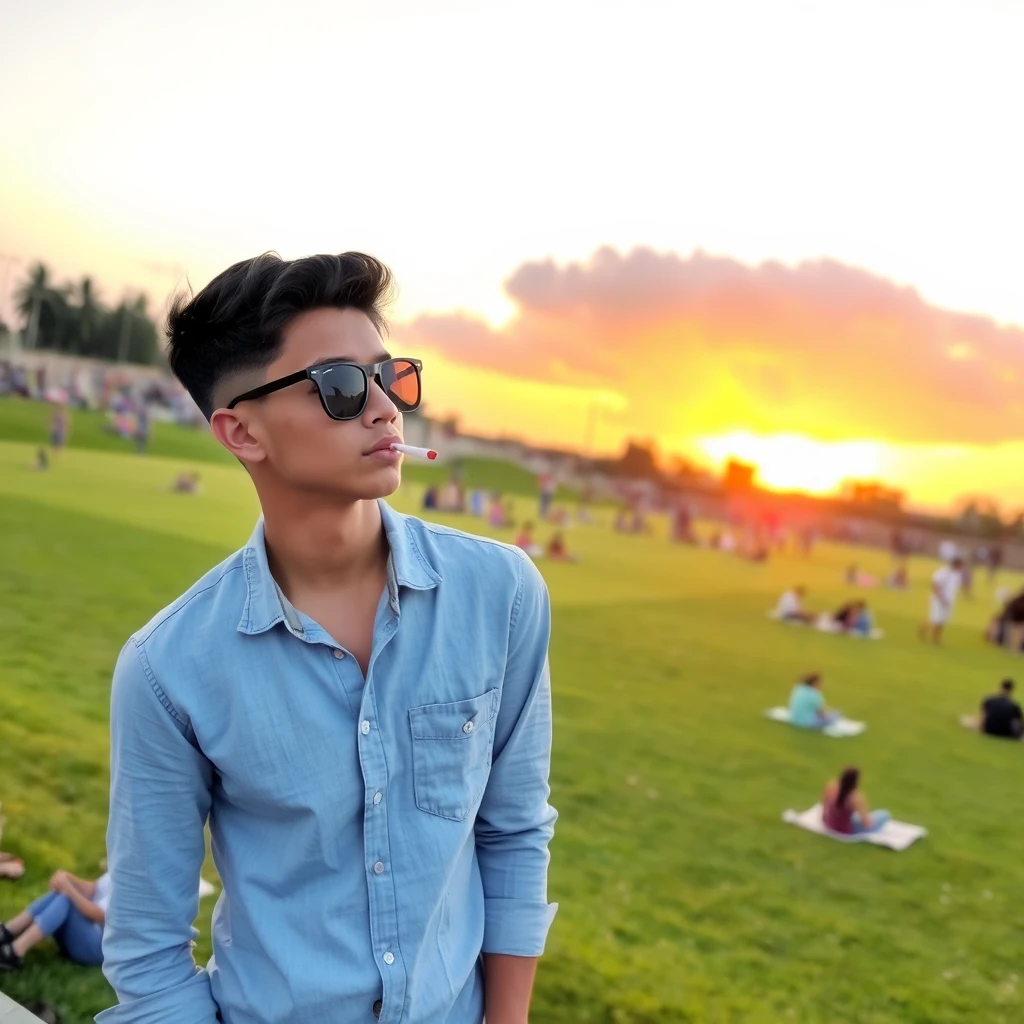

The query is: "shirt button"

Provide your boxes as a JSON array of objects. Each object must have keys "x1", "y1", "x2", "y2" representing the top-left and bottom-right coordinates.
[
  {"x1": 373, "y1": 791, "x2": 383, "y2": 806},
  {"x1": 360, "y1": 720, "x2": 370, "y2": 735},
  {"x1": 462, "y1": 720, "x2": 475, "y2": 734},
  {"x1": 373, "y1": 861, "x2": 385, "y2": 875},
  {"x1": 333, "y1": 649, "x2": 344, "y2": 660},
  {"x1": 383, "y1": 951, "x2": 395, "y2": 965}
]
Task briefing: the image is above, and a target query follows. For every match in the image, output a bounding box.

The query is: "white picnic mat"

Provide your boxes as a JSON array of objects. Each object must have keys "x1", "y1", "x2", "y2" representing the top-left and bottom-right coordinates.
[
  {"x1": 199, "y1": 878, "x2": 217, "y2": 898},
  {"x1": 782, "y1": 804, "x2": 927, "y2": 851},
  {"x1": 960, "y1": 714, "x2": 978, "y2": 731},
  {"x1": 764, "y1": 706, "x2": 866, "y2": 738}
]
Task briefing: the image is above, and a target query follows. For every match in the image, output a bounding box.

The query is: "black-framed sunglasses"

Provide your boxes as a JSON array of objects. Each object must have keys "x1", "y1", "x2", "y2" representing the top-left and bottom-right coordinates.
[{"x1": 226, "y1": 357, "x2": 423, "y2": 420}]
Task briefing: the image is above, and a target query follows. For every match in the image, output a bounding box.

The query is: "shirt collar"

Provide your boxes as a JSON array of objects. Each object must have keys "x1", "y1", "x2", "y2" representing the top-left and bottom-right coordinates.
[{"x1": 237, "y1": 500, "x2": 441, "y2": 636}]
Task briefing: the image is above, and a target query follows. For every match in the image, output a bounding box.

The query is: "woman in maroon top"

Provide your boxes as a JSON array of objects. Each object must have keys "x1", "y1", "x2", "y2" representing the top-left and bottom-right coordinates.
[{"x1": 822, "y1": 767, "x2": 890, "y2": 834}]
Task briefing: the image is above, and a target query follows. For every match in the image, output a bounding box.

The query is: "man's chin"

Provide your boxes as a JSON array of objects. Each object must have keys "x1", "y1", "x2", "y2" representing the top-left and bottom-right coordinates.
[{"x1": 354, "y1": 465, "x2": 402, "y2": 501}]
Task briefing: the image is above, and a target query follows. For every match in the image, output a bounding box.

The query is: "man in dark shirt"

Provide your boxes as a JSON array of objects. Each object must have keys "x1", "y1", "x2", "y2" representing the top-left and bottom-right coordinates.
[{"x1": 980, "y1": 679, "x2": 1024, "y2": 739}]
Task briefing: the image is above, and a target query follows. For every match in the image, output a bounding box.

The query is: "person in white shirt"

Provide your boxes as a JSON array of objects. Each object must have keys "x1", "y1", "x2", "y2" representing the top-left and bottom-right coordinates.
[
  {"x1": 919, "y1": 557, "x2": 964, "y2": 645},
  {"x1": 775, "y1": 585, "x2": 813, "y2": 624},
  {"x1": 0, "y1": 869, "x2": 110, "y2": 971}
]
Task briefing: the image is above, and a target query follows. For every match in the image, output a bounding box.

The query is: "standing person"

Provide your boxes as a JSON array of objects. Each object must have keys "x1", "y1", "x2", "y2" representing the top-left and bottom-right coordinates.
[
  {"x1": 822, "y1": 767, "x2": 890, "y2": 835},
  {"x1": 49, "y1": 404, "x2": 69, "y2": 454},
  {"x1": 988, "y1": 545, "x2": 1004, "y2": 582},
  {"x1": 538, "y1": 473, "x2": 555, "y2": 521},
  {"x1": 99, "y1": 253, "x2": 557, "y2": 1024},
  {"x1": 919, "y1": 557, "x2": 964, "y2": 645},
  {"x1": 0, "y1": 868, "x2": 110, "y2": 971},
  {"x1": 134, "y1": 402, "x2": 151, "y2": 454},
  {"x1": 978, "y1": 679, "x2": 1024, "y2": 739}
]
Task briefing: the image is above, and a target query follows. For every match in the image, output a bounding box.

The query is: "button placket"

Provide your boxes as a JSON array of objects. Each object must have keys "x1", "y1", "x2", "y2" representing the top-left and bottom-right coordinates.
[{"x1": 358, "y1": 609, "x2": 406, "y2": 1018}]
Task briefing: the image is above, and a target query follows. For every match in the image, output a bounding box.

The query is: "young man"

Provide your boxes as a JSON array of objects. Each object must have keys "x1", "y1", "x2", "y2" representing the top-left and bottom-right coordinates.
[
  {"x1": 979, "y1": 679, "x2": 1024, "y2": 740},
  {"x1": 919, "y1": 557, "x2": 964, "y2": 645},
  {"x1": 99, "y1": 252, "x2": 558, "y2": 1024}
]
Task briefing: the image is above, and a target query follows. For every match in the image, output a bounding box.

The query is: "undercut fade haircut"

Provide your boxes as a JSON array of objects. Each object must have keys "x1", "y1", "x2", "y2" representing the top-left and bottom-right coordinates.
[{"x1": 166, "y1": 251, "x2": 395, "y2": 418}]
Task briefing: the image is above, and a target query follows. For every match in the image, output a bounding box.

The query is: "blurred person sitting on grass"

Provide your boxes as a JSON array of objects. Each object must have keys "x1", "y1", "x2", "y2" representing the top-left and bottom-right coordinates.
[
  {"x1": 99, "y1": 251, "x2": 556, "y2": 1024},
  {"x1": 978, "y1": 679, "x2": 1023, "y2": 740},
  {"x1": 545, "y1": 531, "x2": 577, "y2": 563},
  {"x1": 985, "y1": 588, "x2": 1024, "y2": 653},
  {"x1": 822, "y1": 767, "x2": 890, "y2": 835},
  {"x1": 788, "y1": 672, "x2": 839, "y2": 729},
  {"x1": 0, "y1": 868, "x2": 111, "y2": 972},
  {"x1": 774, "y1": 585, "x2": 814, "y2": 624},
  {"x1": 170, "y1": 471, "x2": 202, "y2": 494},
  {"x1": 515, "y1": 522, "x2": 543, "y2": 559}
]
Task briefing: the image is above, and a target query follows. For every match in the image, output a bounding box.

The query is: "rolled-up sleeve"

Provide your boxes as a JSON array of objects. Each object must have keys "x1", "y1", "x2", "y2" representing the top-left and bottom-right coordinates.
[
  {"x1": 475, "y1": 552, "x2": 558, "y2": 957},
  {"x1": 97, "y1": 640, "x2": 220, "y2": 1024}
]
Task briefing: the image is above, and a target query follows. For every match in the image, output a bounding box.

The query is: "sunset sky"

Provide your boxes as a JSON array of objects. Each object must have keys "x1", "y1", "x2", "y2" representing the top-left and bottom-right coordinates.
[{"x1": 2, "y1": 0, "x2": 1023, "y2": 509}]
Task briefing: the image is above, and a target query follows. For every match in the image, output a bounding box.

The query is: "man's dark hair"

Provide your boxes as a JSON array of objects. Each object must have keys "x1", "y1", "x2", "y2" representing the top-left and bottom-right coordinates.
[
  {"x1": 166, "y1": 251, "x2": 394, "y2": 418},
  {"x1": 1001, "y1": 678, "x2": 1015, "y2": 693}
]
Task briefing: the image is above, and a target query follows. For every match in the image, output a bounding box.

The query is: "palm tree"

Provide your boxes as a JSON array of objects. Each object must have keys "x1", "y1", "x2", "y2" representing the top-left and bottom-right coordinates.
[
  {"x1": 71, "y1": 276, "x2": 105, "y2": 355},
  {"x1": 15, "y1": 262, "x2": 54, "y2": 348},
  {"x1": 14, "y1": 262, "x2": 72, "y2": 350}
]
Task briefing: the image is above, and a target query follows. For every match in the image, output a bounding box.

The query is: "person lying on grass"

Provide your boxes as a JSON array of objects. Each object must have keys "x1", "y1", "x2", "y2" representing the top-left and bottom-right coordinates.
[
  {"x1": 0, "y1": 868, "x2": 110, "y2": 972},
  {"x1": 833, "y1": 599, "x2": 874, "y2": 636},
  {"x1": 822, "y1": 767, "x2": 890, "y2": 835},
  {"x1": 788, "y1": 672, "x2": 840, "y2": 729}
]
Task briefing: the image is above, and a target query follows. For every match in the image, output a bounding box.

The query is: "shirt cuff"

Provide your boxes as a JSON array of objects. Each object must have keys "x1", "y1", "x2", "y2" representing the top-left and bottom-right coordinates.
[
  {"x1": 96, "y1": 971, "x2": 220, "y2": 1024},
  {"x1": 481, "y1": 897, "x2": 559, "y2": 957}
]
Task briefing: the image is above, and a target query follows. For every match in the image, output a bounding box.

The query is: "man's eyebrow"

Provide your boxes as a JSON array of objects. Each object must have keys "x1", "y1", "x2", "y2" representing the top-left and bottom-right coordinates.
[{"x1": 308, "y1": 351, "x2": 392, "y2": 369}]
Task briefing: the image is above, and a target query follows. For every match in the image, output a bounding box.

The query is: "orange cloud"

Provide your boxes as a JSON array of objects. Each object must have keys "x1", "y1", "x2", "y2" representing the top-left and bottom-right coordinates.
[{"x1": 395, "y1": 246, "x2": 1024, "y2": 447}]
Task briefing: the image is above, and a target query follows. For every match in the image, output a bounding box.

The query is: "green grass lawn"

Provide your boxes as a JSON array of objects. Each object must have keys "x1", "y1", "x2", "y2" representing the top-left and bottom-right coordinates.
[{"x1": 1, "y1": 437, "x2": 1022, "y2": 1024}]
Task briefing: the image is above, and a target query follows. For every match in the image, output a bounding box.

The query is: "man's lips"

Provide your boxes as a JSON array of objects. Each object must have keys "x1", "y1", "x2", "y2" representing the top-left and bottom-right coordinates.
[{"x1": 365, "y1": 436, "x2": 402, "y2": 455}]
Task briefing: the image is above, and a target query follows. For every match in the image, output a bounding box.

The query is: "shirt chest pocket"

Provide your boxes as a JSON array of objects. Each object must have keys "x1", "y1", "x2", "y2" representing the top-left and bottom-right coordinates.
[{"x1": 408, "y1": 688, "x2": 500, "y2": 822}]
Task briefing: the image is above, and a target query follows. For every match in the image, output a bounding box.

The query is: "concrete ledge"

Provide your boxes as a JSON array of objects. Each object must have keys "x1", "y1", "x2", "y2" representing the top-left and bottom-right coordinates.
[{"x1": 0, "y1": 993, "x2": 43, "y2": 1022}]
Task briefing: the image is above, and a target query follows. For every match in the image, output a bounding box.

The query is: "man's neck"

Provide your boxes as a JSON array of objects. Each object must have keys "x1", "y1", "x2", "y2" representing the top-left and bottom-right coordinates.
[{"x1": 261, "y1": 493, "x2": 388, "y2": 597}]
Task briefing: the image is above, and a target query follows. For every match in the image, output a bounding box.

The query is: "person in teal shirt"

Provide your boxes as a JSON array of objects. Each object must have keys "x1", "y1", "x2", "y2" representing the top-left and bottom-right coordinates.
[{"x1": 788, "y1": 673, "x2": 839, "y2": 728}]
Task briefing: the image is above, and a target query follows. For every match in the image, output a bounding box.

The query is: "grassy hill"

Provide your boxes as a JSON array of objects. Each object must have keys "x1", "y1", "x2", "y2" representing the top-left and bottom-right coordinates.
[{"x1": 0, "y1": 438, "x2": 1022, "y2": 1023}]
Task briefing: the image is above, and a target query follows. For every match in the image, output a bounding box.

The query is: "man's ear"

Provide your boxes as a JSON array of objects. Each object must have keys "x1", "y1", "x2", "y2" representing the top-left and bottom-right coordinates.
[{"x1": 209, "y1": 408, "x2": 267, "y2": 466}]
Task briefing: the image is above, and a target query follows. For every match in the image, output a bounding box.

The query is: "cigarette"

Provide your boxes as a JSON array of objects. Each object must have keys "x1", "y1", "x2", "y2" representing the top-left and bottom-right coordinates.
[{"x1": 390, "y1": 443, "x2": 437, "y2": 460}]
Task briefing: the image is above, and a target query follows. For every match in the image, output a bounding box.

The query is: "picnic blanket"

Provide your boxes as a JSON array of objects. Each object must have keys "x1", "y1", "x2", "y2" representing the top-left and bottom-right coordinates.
[
  {"x1": 960, "y1": 714, "x2": 978, "y2": 731},
  {"x1": 782, "y1": 804, "x2": 927, "y2": 851},
  {"x1": 764, "y1": 706, "x2": 866, "y2": 738},
  {"x1": 766, "y1": 610, "x2": 884, "y2": 640}
]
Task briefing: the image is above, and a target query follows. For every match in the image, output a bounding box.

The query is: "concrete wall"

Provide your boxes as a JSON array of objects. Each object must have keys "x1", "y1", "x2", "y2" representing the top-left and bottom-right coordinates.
[{"x1": 0, "y1": 993, "x2": 45, "y2": 1022}]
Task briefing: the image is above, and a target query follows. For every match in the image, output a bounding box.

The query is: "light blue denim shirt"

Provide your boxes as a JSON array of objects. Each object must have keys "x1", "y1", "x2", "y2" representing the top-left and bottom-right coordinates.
[{"x1": 98, "y1": 502, "x2": 557, "y2": 1024}]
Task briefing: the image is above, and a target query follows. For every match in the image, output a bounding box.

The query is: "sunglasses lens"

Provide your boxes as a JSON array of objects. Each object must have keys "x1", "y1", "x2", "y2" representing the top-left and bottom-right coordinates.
[
  {"x1": 317, "y1": 364, "x2": 367, "y2": 420},
  {"x1": 381, "y1": 359, "x2": 421, "y2": 411}
]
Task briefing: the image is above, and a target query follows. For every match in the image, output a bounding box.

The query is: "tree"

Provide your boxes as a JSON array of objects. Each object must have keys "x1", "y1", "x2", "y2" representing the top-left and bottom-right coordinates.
[
  {"x1": 94, "y1": 295, "x2": 159, "y2": 364},
  {"x1": 70, "y1": 276, "x2": 105, "y2": 357},
  {"x1": 723, "y1": 459, "x2": 757, "y2": 492},
  {"x1": 12, "y1": 261, "x2": 163, "y2": 365},
  {"x1": 15, "y1": 262, "x2": 70, "y2": 350},
  {"x1": 957, "y1": 497, "x2": 1003, "y2": 539}
]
